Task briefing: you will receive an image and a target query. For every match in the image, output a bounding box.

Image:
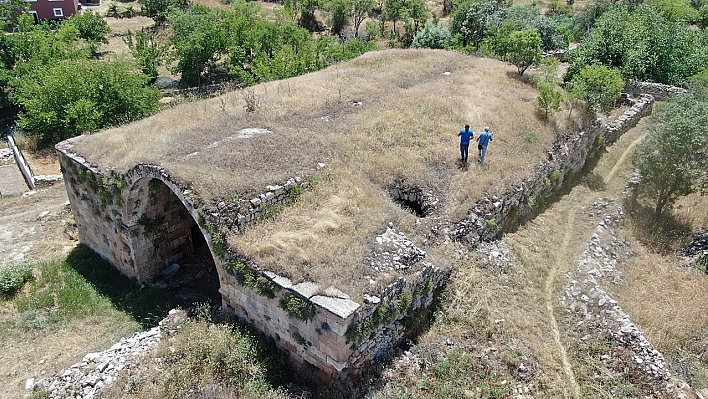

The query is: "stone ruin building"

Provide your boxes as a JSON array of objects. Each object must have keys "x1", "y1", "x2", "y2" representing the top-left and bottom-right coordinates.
[{"x1": 55, "y1": 49, "x2": 656, "y2": 384}]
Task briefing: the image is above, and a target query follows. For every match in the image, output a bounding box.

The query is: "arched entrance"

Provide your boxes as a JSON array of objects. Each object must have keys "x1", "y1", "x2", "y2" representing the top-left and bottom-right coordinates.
[{"x1": 123, "y1": 177, "x2": 220, "y2": 304}]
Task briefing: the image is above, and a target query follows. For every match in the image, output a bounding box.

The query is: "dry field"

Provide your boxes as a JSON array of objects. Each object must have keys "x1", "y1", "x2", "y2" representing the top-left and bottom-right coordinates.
[
  {"x1": 373, "y1": 116, "x2": 708, "y2": 397},
  {"x1": 66, "y1": 48, "x2": 581, "y2": 298}
]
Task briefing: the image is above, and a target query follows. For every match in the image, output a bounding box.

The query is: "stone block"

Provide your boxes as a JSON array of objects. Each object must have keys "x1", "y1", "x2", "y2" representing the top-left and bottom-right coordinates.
[
  {"x1": 292, "y1": 281, "x2": 319, "y2": 298},
  {"x1": 311, "y1": 296, "x2": 359, "y2": 320}
]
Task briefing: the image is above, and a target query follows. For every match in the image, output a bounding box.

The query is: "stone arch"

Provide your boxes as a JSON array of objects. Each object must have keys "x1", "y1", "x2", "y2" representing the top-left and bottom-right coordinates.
[{"x1": 120, "y1": 166, "x2": 214, "y2": 284}]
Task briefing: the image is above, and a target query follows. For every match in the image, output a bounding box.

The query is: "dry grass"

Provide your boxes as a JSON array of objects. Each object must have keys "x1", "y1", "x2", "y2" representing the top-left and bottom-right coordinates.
[
  {"x1": 604, "y1": 191, "x2": 708, "y2": 388},
  {"x1": 67, "y1": 49, "x2": 580, "y2": 296},
  {"x1": 372, "y1": 118, "x2": 662, "y2": 398},
  {"x1": 102, "y1": 321, "x2": 285, "y2": 399}
]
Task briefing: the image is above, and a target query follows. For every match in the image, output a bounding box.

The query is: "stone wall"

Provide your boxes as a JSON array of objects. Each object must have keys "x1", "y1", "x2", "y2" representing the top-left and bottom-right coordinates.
[
  {"x1": 624, "y1": 81, "x2": 688, "y2": 101},
  {"x1": 450, "y1": 93, "x2": 655, "y2": 246},
  {"x1": 217, "y1": 226, "x2": 448, "y2": 383},
  {"x1": 55, "y1": 84, "x2": 659, "y2": 386},
  {"x1": 56, "y1": 141, "x2": 449, "y2": 385}
]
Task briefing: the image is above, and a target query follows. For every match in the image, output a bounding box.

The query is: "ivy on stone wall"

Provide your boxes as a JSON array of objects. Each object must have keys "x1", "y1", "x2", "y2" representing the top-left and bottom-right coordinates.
[
  {"x1": 279, "y1": 293, "x2": 316, "y2": 322},
  {"x1": 223, "y1": 259, "x2": 278, "y2": 299}
]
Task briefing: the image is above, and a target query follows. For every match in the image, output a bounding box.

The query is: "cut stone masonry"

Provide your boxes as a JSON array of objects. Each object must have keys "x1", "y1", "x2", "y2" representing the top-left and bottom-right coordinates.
[{"x1": 55, "y1": 84, "x2": 667, "y2": 385}]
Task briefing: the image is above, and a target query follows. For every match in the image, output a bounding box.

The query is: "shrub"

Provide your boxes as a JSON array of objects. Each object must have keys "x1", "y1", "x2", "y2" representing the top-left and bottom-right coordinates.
[
  {"x1": 0, "y1": 262, "x2": 34, "y2": 296},
  {"x1": 279, "y1": 293, "x2": 316, "y2": 321},
  {"x1": 411, "y1": 22, "x2": 452, "y2": 49}
]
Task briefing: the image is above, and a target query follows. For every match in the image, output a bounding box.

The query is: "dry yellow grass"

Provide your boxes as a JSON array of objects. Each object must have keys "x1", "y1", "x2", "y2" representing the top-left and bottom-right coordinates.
[{"x1": 67, "y1": 49, "x2": 579, "y2": 297}]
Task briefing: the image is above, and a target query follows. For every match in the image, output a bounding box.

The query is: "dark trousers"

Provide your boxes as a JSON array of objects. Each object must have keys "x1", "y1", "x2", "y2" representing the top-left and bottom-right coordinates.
[{"x1": 460, "y1": 144, "x2": 469, "y2": 162}]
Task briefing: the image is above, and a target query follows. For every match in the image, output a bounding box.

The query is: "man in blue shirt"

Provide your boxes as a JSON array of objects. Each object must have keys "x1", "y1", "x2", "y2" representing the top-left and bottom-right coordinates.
[
  {"x1": 476, "y1": 126, "x2": 493, "y2": 164},
  {"x1": 458, "y1": 124, "x2": 474, "y2": 163}
]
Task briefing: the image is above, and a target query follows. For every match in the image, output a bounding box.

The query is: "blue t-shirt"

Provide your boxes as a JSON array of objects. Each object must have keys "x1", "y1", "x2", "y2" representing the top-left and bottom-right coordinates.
[
  {"x1": 478, "y1": 131, "x2": 492, "y2": 147},
  {"x1": 458, "y1": 129, "x2": 474, "y2": 145}
]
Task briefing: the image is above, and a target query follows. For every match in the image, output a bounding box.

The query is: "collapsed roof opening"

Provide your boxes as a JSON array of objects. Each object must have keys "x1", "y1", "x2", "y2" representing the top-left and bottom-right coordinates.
[{"x1": 390, "y1": 185, "x2": 427, "y2": 217}]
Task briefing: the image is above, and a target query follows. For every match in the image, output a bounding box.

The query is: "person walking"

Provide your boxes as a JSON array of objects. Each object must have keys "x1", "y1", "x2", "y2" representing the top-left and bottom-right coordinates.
[
  {"x1": 476, "y1": 126, "x2": 493, "y2": 164},
  {"x1": 457, "y1": 124, "x2": 474, "y2": 163}
]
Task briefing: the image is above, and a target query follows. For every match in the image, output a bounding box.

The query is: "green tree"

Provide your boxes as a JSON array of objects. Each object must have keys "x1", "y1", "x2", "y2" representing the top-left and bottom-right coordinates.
[
  {"x1": 0, "y1": 0, "x2": 30, "y2": 30},
  {"x1": 502, "y1": 28, "x2": 541, "y2": 75},
  {"x1": 139, "y1": 0, "x2": 189, "y2": 21},
  {"x1": 124, "y1": 28, "x2": 167, "y2": 81},
  {"x1": 11, "y1": 60, "x2": 160, "y2": 147},
  {"x1": 567, "y1": 64, "x2": 624, "y2": 114},
  {"x1": 532, "y1": 57, "x2": 563, "y2": 120},
  {"x1": 64, "y1": 10, "x2": 111, "y2": 54},
  {"x1": 450, "y1": 0, "x2": 498, "y2": 49},
  {"x1": 326, "y1": 0, "x2": 352, "y2": 34},
  {"x1": 169, "y1": 5, "x2": 230, "y2": 86},
  {"x1": 631, "y1": 95, "x2": 708, "y2": 216},
  {"x1": 699, "y1": 4, "x2": 708, "y2": 28},
  {"x1": 351, "y1": 0, "x2": 376, "y2": 37},
  {"x1": 411, "y1": 21, "x2": 451, "y2": 48},
  {"x1": 650, "y1": 0, "x2": 699, "y2": 21},
  {"x1": 565, "y1": 5, "x2": 708, "y2": 86}
]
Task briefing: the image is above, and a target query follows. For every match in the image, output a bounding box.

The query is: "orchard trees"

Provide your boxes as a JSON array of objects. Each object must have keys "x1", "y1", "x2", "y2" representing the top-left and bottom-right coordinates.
[
  {"x1": 565, "y1": 5, "x2": 708, "y2": 86},
  {"x1": 632, "y1": 95, "x2": 708, "y2": 216}
]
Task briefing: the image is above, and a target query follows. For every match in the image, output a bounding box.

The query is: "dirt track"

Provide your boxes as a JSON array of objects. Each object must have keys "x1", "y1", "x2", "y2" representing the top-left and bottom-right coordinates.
[{"x1": 505, "y1": 120, "x2": 650, "y2": 397}]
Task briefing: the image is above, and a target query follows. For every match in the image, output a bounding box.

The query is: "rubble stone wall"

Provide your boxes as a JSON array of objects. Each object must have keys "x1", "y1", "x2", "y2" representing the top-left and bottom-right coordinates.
[
  {"x1": 452, "y1": 93, "x2": 655, "y2": 246},
  {"x1": 624, "y1": 81, "x2": 688, "y2": 101},
  {"x1": 56, "y1": 142, "x2": 449, "y2": 384}
]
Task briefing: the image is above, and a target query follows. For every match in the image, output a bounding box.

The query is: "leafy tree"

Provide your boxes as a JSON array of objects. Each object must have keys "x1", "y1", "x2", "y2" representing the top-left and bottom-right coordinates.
[
  {"x1": 0, "y1": 0, "x2": 30, "y2": 31},
  {"x1": 532, "y1": 57, "x2": 563, "y2": 120},
  {"x1": 566, "y1": 64, "x2": 624, "y2": 114},
  {"x1": 124, "y1": 28, "x2": 167, "y2": 81},
  {"x1": 699, "y1": 4, "x2": 708, "y2": 28},
  {"x1": 326, "y1": 0, "x2": 352, "y2": 34},
  {"x1": 139, "y1": 0, "x2": 189, "y2": 21},
  {"x1": 383, "y1": 0, "x2": 407, "y2": 36},
  {"x1": 631, "y1": 95, "x2": 708, "y2": 216},
  {"x1": 11, "y1": 60, "x2": 160, "y2": 147},
  {"x1": 351, "y1": 0, "x2": 376, "y2": 37},
  {"x1": 502, "y1": 28, "x2": 541, "y2": 75},
  {"x1": 411, "y1": 21, "x2": 451, "y2": 48},
  {"x1": 650, "y1": 0, "x2": 698, "y2": 21},
  {"x1": 534, "y1": 82, "x2": 564, "y2": 120},
  {"x1": 565, "y1": 5, "x2": 708, "y2": 86},
  {"x1": 450, "y1": 0, "x2": 499, "y2": 49},
  {"x1": 285, "y1": 0, "x2": 322, "y2": 30},
  {"x1": 64, "y1": 10, "x2": 111, "y2": 54},
  {"x1": 169, "y1": 5, "x2": 230, "y2": 86}
]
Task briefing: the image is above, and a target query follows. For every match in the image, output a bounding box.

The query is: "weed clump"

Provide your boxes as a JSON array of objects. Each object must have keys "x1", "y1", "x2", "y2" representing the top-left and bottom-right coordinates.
[{"x1": 0, "y1": 262, "x2": 34, "y2": 296}]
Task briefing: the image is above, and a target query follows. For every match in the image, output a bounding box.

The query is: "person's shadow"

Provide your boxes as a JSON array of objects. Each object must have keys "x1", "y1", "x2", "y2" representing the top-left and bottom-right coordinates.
[{"x1": 458, "y1": 159, "x2": 468, "y2": 170}]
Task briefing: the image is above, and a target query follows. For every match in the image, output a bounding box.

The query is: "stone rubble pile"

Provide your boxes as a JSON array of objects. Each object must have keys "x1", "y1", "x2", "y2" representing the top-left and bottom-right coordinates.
[
  {"x1": 625, "y1": 81, "x2": 688, "y2": 101},
  {"x1": 33, "y1": 175, "x2": 64, "y2": 188},
  {"x1": 561, "y1": 200, "x2": 688, "y2": 397},
  {"x1": 368, "y1": 225, "x2": 427, "y2": 273},
  {"x1": 474, "y1": 240, "x2": 514, "y2": 275},
  {"x1": 0, "y1": 147, "x2": 14, "y2": 164},
  {"x1": 684, "y1": 232, "x2": 708, "y2": 260},
  {"x1": 35, "y1": 309, "x2": 187, "y2": 399}
]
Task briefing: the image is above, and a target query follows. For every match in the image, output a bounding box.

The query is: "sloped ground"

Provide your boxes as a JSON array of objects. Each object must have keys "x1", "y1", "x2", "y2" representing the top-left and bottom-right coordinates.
[{"x1": 371, "y1": 119, "x2": 707, "y2": 397}]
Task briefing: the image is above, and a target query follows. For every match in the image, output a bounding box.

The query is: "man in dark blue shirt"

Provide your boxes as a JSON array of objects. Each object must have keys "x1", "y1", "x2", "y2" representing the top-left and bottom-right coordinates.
[
  {"x1": 477, "y1": 126, "x2": 493, "y2": 163},
  {"x1": 458, "y1": 124, "x2": 474, "y2": 163}
]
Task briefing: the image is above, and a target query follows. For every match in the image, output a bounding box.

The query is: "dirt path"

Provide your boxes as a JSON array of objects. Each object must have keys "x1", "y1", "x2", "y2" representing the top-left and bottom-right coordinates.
[
  {"x1": 506, "y1": 120, "x2": 649, "y2": 396},
  {"x1": 543, "y1": 207, "x2": 581, "y2": 398}
]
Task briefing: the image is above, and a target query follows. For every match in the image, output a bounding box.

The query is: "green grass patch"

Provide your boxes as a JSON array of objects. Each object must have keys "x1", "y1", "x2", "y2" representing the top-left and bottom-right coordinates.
[
  {"x1": 0, "y1": 261, "x2": 34, "y2": 296},
  {"x1": 3, "y1": 245, "x2": 195, "y2": 331}
]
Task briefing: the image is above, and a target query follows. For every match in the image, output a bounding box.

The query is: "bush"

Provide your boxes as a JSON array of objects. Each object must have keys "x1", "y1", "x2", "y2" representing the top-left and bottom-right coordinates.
[
  {"x1": 412, "y1": 22, "x2": 452, "y2": 49},
  {"x1": 0, "y1": 262, "x2": 34, "y2": 296}
]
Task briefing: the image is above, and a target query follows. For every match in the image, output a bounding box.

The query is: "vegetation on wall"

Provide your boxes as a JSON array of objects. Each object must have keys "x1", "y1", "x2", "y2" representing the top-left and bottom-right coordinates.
[{"x1": 279, "y1": 292, "x2": 316, "y2": 321}]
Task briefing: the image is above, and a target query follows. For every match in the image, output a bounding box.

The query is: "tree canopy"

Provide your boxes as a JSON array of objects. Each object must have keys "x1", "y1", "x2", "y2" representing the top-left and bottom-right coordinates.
[{"x1": 632, "y1": 94, "x2": 708, "y2": 216}]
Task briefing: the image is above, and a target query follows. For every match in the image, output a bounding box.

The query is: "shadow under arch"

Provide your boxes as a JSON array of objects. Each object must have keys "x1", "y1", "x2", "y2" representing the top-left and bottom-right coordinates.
[{"x1": 114, "y1": 166, "x2": 222, "y2": 309}]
